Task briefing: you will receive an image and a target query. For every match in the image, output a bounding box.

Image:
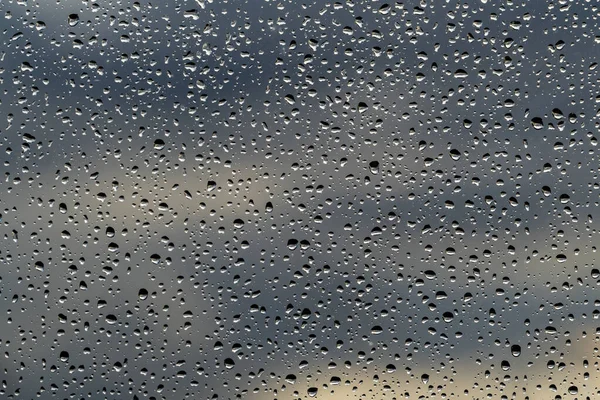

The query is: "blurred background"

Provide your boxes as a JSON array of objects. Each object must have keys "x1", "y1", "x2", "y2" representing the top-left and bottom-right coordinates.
[{"x1": 1, "y1": 0, "x2": 600, "y2": 399}]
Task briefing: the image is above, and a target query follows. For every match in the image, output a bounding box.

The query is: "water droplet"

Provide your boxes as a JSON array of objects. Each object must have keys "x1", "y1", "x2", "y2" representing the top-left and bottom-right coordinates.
[
  {"x1": 511, "y1": 344, "x2": 521, "y2": 357},
  {"x1": 371, "y1": 325, "x2": 383, "y2": 335},
  {"x1": 68, "y1": 13, "x2": 79, "y2": 26},
  {"x1": 531, "y1": 117, "x2": 544, "y2": 130},
  {"x1": 138, "y1": 288, "x2": 148, "y2": 300}
]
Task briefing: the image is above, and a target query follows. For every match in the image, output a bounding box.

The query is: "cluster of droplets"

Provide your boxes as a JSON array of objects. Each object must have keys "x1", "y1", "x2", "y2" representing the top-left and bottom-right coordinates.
[{"x1": 1, "y1": 0, "x2": 600, "y2": 399}]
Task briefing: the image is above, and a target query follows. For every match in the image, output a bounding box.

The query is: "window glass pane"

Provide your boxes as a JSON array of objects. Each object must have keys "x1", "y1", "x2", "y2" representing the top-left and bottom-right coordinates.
[{"x1": 0, "y1": 1, "x2": 595, "y2": 399}]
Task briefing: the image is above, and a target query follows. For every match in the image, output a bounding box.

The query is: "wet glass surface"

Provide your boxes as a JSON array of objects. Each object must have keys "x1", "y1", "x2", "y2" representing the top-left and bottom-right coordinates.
[{"x1": 1, "y1": 1, "x2": 599, "y2": 399}]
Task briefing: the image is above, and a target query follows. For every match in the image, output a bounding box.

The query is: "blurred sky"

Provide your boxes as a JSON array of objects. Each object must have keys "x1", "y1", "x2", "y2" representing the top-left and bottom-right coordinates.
[{"x1": 1, "y1": 0, "x2": 600, "y2": 399}]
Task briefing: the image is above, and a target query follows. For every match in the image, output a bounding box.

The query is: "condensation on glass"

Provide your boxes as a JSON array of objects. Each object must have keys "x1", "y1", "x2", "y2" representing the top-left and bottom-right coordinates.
[{"x1": 0, "y1": 1, "x2": 597, "y2": 399}]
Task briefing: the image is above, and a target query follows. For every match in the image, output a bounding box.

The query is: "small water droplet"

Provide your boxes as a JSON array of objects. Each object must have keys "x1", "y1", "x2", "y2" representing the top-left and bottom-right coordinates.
[{"x1": 68, "y1": 13, "x2": 79, "y2": 26}]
